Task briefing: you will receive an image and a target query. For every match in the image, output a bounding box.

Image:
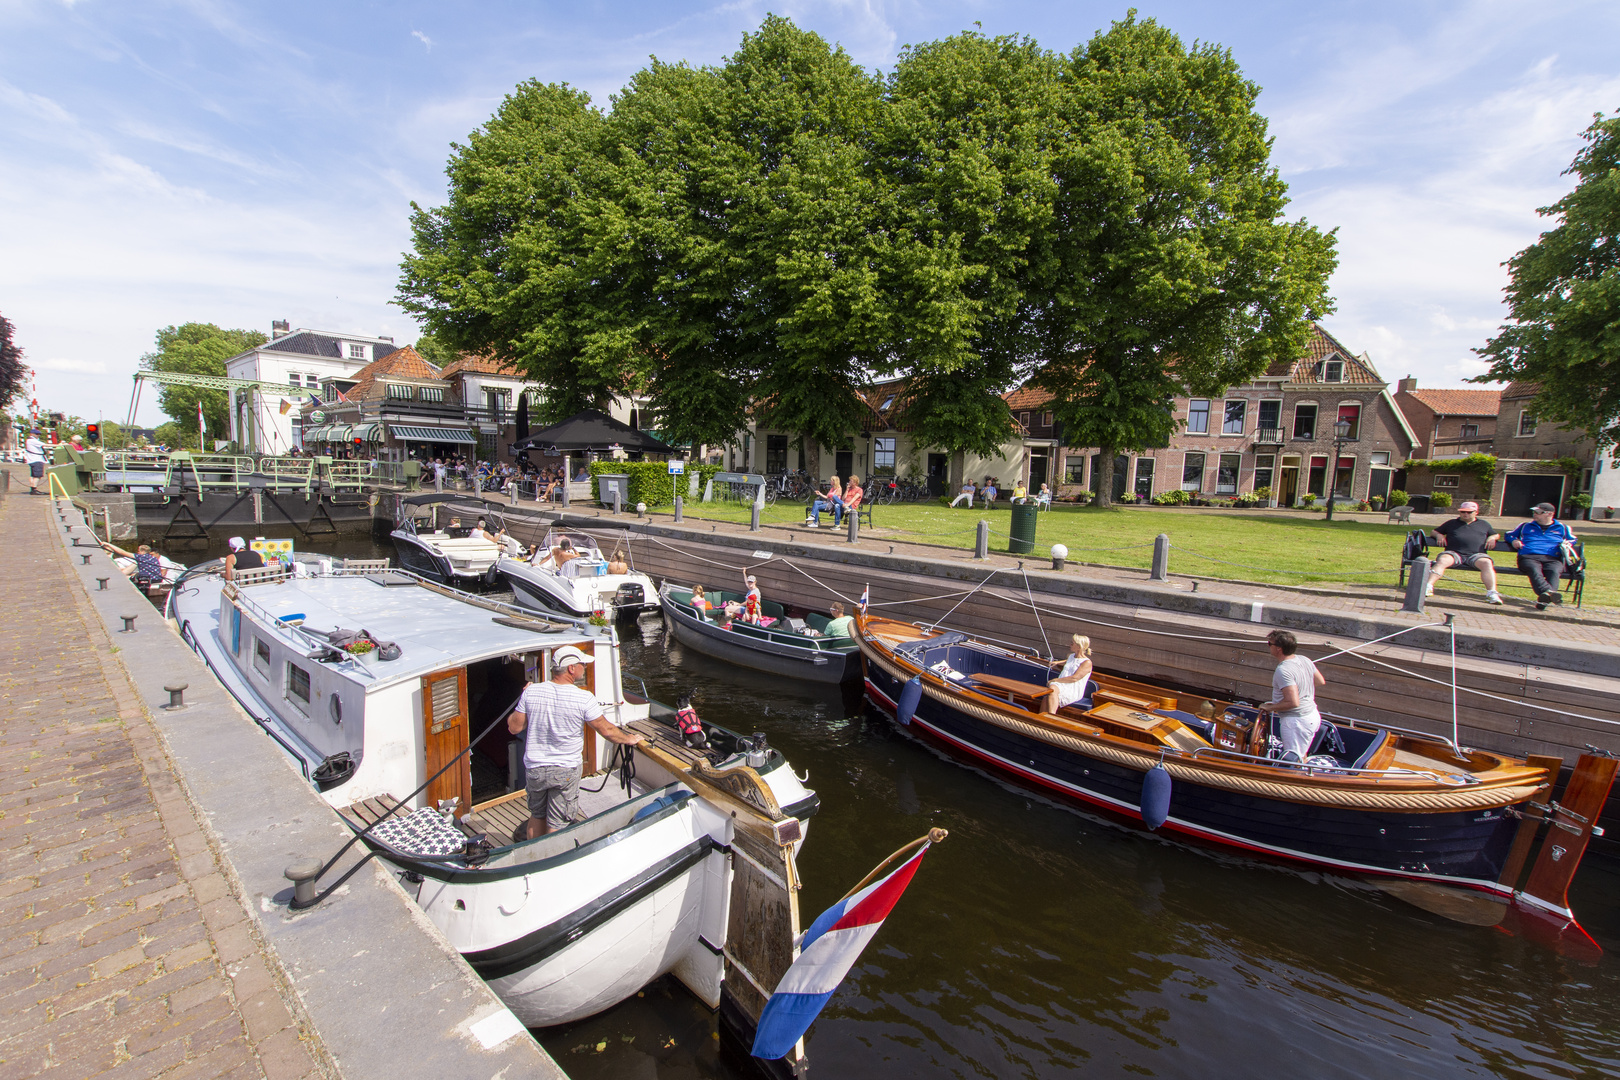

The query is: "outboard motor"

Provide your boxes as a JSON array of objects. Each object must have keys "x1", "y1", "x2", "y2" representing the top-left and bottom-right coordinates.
[
  {"x1": 746, "y1": 732, "x2": 770, "y2": 769},
  {"x1": 614, "y1": 582, "x2": 646, "y2": 608}
]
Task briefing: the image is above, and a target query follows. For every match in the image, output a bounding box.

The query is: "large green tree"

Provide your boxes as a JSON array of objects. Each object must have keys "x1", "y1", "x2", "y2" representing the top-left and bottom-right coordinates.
[
  {"x1": 1033, "y1": 15, "x2": 1337, "y2": 506},
  {"x1": 1475, "y1": 111, "x2": 1620, "y2": 449},
  {"x1": 139, "y1": 323, "x2": 266, "y2": 446},
  {"x1": 0, "y1": 313, "x2": 26, "y2": 413}
]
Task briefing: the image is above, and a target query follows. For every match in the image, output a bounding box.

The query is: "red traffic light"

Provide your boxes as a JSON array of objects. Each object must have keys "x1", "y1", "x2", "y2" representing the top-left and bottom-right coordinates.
[
  {"x1": 86, "y1": 423, "x2": 100, "y2": 441},
  {"x1": 353, "y1": 437, "x2": 363, "y2": 446}
]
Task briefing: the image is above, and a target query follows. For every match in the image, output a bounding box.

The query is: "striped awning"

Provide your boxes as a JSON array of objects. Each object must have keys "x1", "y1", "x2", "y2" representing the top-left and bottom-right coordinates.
[
  {"x1": 327, "y1": 425, "x2": 352, "y2": 443},
  {"x1": 390, "y1": 425, "x2": 477, "y2": 444},
  {"x1": 353, "y1": 423, "x2": 381, "y2": 442},
  {"x1": 303, "y1": 425, "x2": 329, "y2": 442}
]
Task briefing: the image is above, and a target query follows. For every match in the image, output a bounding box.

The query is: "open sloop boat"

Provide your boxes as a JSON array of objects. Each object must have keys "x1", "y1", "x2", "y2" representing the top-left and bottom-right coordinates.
[
  {"x1": 498, "y1": 527, "x2": 658, "y2": 619},
  {"x1": 389, "y1": 493, "x2": 520, "y2": 588},
  {"x1": 856, "y1": 612, "x2": 1617, "y2": 953},
  {"x1": 660, "y1": 582, "x2": 860, "y2": 683}
]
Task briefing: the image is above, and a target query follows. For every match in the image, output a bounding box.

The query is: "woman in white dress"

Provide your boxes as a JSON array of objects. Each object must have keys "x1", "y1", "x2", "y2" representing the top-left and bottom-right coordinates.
[{"x1": 1044, "y1": 635, "x2": 1093, "y2": 715}]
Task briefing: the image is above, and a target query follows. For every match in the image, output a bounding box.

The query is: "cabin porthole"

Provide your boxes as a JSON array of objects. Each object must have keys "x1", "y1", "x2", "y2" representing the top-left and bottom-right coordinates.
[{"x1": 329, "y1": 695, "x2": 343, "y2": 725}]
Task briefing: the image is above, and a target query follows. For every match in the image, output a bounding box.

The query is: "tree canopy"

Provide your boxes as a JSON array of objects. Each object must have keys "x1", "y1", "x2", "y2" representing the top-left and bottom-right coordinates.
[
  {"x1": 398, "y1": 15, "x2": 1336, "y2": 487},
  {"x1": 139, "y1": 323, "x2": 266, "y2": 444},
  {"x1": 0, "y1": 313, "x2": 26, "y2": 413},
  {"x1": 1476, "y1": 110, "x2": 1620, "y2": 450}
]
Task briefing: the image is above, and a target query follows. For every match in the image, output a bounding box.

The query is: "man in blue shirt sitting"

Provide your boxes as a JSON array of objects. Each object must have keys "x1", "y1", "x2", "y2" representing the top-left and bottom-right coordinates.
[{"x1": 1506, "y1": 502, "x2": 1578, "y2": 610}]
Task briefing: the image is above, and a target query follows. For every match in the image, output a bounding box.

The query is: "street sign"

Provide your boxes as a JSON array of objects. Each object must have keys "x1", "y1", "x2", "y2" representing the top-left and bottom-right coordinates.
[{"x1": 667, "y1": 460, "x2": 685, "y2": 475}]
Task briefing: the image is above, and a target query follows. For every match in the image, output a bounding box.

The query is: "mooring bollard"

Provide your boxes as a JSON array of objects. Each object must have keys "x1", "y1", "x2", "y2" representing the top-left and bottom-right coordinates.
[
  {"x1": 285, "y1": 859, "x2": 323, "y2": 909},
  {"x1": 1051, "y1": 543, "x2": 1068, "y2": 572},
  {"x1": 673, "y1": 495, "x2": 683, "y2": 523},
  {"x1": 119, "y1": 614, "x2": 138, "y2": 633},
  {"x1": 96, "y1": 577, "x2": 109, "y2": 591},
  {"x1": 636, "y1": 502, "x2": 646, "y2": 519},
  {"x1": 163, "y1": 683, "x2": 188, "y2": 710},
  {"x1": 1403, "y1": 556, "x2": 1429, "y2": 614},
  {"x1": 846, "y1": 512, "x2": 858, "y2": 544},
  {"x1": 750, "y1": 503, "x2": 761, "y2": 531},
  {"x1": 80, "y1": 553, "x2": 91, "y2": 565},
  {"x1": 975, "y1": 520, "x2": 990, "y2": 559},
  {"x1": 612, "y1": 490, "x2": 622, "y2": 515},
  {"x1": 1150, "y1": 533, "x2": 1171, "y2": 581}
]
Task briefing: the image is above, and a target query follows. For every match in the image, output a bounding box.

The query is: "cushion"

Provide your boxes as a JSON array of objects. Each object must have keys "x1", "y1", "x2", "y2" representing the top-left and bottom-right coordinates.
[{"x1": 367, "y1": 808, "x2": 467, "y2": 857}]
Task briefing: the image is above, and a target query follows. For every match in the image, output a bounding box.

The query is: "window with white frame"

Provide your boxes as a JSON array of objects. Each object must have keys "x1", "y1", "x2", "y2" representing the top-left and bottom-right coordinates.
[
  {"x1": 1316, "y1": 357, "x2": 1343, "y2": 382},
  {"x1": 287, "y1": 662, "x2": 311, "y2": 709},
  {"x1": 1187, "y1": 399, "x2": 1210, "y2": 435},
  {"x1": 1216, "y1": 453, "x2": 1241, "y2": 494},
  {"x1": 873, "y1": 437, "x2": 896, "y2": 473},
  {"x1": 1253, "y1": 454, "x2": 1275, "y2": 490},
  {"x1": 1065, "y1": 456, "x2": 1087, "y2": 484},
  {"x1": 1181, "y1": 452, "x2": 1205, "y2": 492},
  {"x1": 1019, "y1": 411, "x2": 1030, "y2": 428},
  {"x1": 1293, "y1": 403, "x2": 1317, "y2": 440},
  {"x1": 1257, "y1": 400, "x2": 1282, "y2": 431},
  {"x1": 1041, "y1": 412, "x2": 1053, "y2": 427},
  {"x1": 1517, "y1": 411, "x2": 1537, "y2": 436},
  {"x1": 1433, "y1": 474, "x2": 1460, "y2": 489},
  {"x1": 1460, "y1": 423, "x2": 1479, "y2": 438},
  {"x1": 253, "y1": 638, "x2": 270, "y2": 678},
  {"x1": 1370, "y1": 451, "x2": 1390, "y2": 466},
  {"x1": 348, "y1": 344, "x2": 366, "y2": 360},
  {"x1": 1223, "y1": 400, "x2": 1246, "y2": 435}
]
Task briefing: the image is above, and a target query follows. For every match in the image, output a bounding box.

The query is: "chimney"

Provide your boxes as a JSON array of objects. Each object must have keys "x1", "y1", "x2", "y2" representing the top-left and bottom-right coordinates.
[
  {"x1": 379, "y1": 335, "x2": 394, "y2": 343},
  {"x1": 271, "y1": 319, "x2": 290, "y2": 339},
  {"x1": 1397, "y1": 376, "x2": 1417, "y2": 393}
]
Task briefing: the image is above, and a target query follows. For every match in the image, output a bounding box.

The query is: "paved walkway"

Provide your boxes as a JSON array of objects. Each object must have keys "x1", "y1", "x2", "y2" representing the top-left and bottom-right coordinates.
[{"x1": 0, "y1": 490, "x2": 326, "y2": 1078}]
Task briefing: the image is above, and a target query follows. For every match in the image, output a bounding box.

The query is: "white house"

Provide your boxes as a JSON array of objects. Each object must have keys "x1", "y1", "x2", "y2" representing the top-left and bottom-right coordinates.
[{"x1": 224, "y1": 322, "x2": 403, "y2": 453}]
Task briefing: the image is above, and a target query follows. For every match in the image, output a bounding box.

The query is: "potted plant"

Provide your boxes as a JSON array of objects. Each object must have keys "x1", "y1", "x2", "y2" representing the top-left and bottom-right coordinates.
[
  {"x1": 343, "y1": 639, "x2": 377, "y2": 662},
  {"x1": 1431, "y1": 491, "x2": 1453, "y2": 510},
  {"x1": 1387, "y1": 489, "x2": 1410, "y2": 508},
  {"x1": 1300, "y1": 493, "x2": 1317, "y2": 508},
  {"x1": 1369, "y1": 495, "x2": 1384, "y2": 511},
  {"x1": 1570, "y1": 493, "x2": 1593, "y2": 519},
  {"x1": 1606, "y1": 506, "x2": 1615, "y2": 519}
]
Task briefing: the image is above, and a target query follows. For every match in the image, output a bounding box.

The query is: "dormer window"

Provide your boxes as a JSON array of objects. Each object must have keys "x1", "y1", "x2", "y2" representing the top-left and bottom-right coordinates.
[
  {"x1": 419, "y1": 386, "x2": 444, "y2": 403},
  {"x1": 1315, "y1": 357, "x2": 1343, "y2": 383},
  {"x1": 386, "y1": 383, "x2": 414, "y2": 400},
  {"x1": 347, "y1": 344, "x2": 367, "y2": 360}
]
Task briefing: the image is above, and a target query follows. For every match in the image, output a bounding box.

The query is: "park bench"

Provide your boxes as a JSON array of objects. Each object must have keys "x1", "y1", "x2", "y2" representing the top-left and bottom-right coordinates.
[{"x1": 1399, "y1": 530, "x2": 1586, "y2": 608}]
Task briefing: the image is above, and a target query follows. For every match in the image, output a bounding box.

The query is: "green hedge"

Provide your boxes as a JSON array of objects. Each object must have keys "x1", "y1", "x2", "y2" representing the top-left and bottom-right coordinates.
[{"x1": 586, "y1": 460, "x2": 719, "y2": 506}]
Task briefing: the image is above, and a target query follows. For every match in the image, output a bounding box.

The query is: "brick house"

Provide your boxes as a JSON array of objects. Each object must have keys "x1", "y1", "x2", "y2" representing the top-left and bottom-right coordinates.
[
  {"x1": 1392, "y1": 379, "x2": 1500, "y2": 458},
  {"x1": 224, "y1": 324, "x2": 400, "y2": 453},
  {"x1": 1023, "y1": 324, "x2": 1417, "y2": 505},
  {"x1": 1485, "y1": 382, "x2": 1595, "y2": 517}
]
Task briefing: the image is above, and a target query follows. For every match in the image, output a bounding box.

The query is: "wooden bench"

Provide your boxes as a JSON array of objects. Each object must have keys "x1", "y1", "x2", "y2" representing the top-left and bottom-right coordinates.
[{"x1": 1399, "y1": 529, "x2": 1586, "y2": 607}]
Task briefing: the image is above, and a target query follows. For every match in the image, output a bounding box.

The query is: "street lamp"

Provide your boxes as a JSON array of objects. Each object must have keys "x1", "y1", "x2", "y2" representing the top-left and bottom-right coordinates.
[{"x1": 1324, "y1": 418, "x2": 1353, "y2": 522}]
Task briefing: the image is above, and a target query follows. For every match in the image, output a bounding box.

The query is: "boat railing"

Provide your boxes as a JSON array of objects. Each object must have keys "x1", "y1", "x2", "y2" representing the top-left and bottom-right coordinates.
[
  {"x1": 1318, "y1": 710, "x2": 1466, "y2": 755},
  {"x1": 224, "y1": 577, "x2": 377, "y2": 678},
  {"x1": 1182, "y1": 744, "x2": 1478, "y2": 785}
]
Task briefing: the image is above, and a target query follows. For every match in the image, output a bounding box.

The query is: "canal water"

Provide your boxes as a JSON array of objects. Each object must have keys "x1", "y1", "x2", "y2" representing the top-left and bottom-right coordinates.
[{"x1": 155, "y1": 532, "x2": 1620, "y2": 1079}]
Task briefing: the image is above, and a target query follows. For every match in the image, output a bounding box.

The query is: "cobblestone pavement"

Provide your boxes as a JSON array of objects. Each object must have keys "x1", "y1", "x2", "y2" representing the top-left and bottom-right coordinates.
[
  {"x1": 524, "y1": 500, "x2": 1620, "y2": 649},
  {"x1": 0, "y1": 490, "x2": 326, "y2": 1078}
]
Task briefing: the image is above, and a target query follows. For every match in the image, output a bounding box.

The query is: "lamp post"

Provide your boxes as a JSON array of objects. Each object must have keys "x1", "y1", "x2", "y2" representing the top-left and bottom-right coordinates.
[{"x1": 1324, "y1": 418, "x2": 1353, "y2": 522}]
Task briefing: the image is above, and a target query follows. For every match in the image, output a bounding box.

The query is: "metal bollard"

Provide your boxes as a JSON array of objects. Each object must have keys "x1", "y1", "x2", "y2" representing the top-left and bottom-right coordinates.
[
  {"x1": 674, "y1": 495, "x2": 683, "y2": 523},
  {"x1": 636, "y1": 502, "x2": 646, "y2": 519},
  {"x1": 612, "y1": 490, "x2": 621, "y2": 516},
  {"x1": 80, "y1": 554, "x2": 91, "y2": 565},
  {"x1": 750, "y1": 503, "x2": 761, "y2": 531},
  {"x1": 975, "y1": 520, "x2": 990, "y2": 559},
  {"x1": 1402, "y1": 557, "x2": 1429, "y2": 614},
  {"x1": 285, "y1": 859, "x2": 324, "y2": 909},
  {"x1": 119, "y1": 614, "x2": 138, "y2": 633},
  {"x1": 846, "y1": 511, "x2": 859, "y2": 544},
  {"x1": 96, "y1": 577, "x2": 109, "y2": 591},
  {"x1": 163, "y1": 683, "x2": 188, "y2": 710},
  {"x1": 1051, "y1": 544, "x2": 1068, "y2": 572},
  {"x1": 1150, "y1": 534, "x2": 1171, "y2": 581}
]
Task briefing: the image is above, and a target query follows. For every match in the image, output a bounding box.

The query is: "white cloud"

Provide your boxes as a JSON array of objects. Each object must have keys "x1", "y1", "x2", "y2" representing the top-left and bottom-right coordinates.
[
  {"x1": 412, "y1": 29, "x2": 432, "y2": 50},
  {"x1": 42, "y1": 358, "x2": 109, "y2": 374}
]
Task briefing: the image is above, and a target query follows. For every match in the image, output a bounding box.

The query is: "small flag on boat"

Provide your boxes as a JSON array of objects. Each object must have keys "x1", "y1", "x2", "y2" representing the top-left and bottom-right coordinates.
[
  {"x1": 751, "y1": 829, "x2": 944, "y2": 1060},
  {"x1": 857, "y1": 585, "x2": 869, "y2": 614}
]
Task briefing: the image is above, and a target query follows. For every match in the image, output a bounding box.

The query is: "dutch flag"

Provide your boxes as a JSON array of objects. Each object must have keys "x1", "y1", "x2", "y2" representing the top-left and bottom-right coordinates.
[
  {"x1": 751, "y1": 838, "x2": 936, "y2": 1060},
  {"x1": 857, "y1": 584, "x2": 869, "y2": 614}
]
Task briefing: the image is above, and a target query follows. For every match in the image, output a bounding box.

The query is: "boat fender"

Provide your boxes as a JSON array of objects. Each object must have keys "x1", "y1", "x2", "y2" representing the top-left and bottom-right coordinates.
[
  {"x1": 632, "y1": 793, "x2": 681, "y2": 823},
  {"x1": 896, "y1": 676, "x2": 923, "y2": 726},
  {"x1": 1140, "y1": 764, "x2": 1172, "y2": 830}
]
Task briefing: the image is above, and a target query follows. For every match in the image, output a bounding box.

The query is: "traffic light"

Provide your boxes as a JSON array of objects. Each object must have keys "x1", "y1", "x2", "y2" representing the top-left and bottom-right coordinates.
[
  {"x1": 353, "y1": 437, "x2": 363, "y2": 448},
  {"x1": 85, "y1": 423, "x2": 100, "y2": 444}
]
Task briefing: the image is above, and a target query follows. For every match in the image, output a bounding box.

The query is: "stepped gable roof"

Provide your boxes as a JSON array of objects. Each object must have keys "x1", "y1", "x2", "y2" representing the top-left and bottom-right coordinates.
[
  {"x1": 1403, "y1": 387, "x2": 1501, "y2": 416},
  {"x1": 1501, "y1": 381, "x2": 1540, "y2": 401},
  {"x1": 438, "y1": 352, "x2": 526, "y2": 380},
  {"x1": 259, "y1": 330, "x2": 401, "y2": 361},
  {"x1": 342, "y1": 346, "x2": 445, "y2": 405}
]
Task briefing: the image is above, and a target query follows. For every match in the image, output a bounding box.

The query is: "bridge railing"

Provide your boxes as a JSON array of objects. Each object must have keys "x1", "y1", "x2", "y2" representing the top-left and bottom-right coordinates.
[
  {"x1": 257, "y1": 456, "x2": 318, "y2": 494},
  {"x1": 324, "y1": 460, "x2": 373, "y2": 492}
]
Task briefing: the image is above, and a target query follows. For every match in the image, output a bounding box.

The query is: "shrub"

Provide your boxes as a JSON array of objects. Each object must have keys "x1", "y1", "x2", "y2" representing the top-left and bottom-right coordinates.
[
  {"x1": 587, "y1": 460, "x2": 704, "y2": 506},
  {"x1": 1571, "y1": 493, "x2": 1593, "y2": 510},
  {"x1": 1386, "y1": 489, "x2": 1410, "y2": 507},
  {"x1": 1356, "y1": 500, "x2": 1372, "y2": 512},
  {"x1": 1152, "y1": 489, "x2": 1191, "y2": 506},
  {"x1": 1300, "y1": 493, "x2": 1317, "y2": 507},
  {"x1": 1430, "y1": 491, "x2": 1452, "y2": 509},
  {"x1": 1233, "y1": 492, "x2": 1261, "y2": 508},
  {"x1": 1251, "y1": 486, "x2": 1273, "y2": 502}
]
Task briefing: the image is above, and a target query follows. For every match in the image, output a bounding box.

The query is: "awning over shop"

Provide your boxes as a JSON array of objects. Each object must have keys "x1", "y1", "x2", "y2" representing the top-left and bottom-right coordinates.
[
  {"x1": 390, "y1": 424, "x2": 477, "y2": 445},
  {"x1": 353, "y1": 423, "x2": 382, "y2": 442},
  {"x1": 303, "y1": 425, "x2": 329, "y2": 442},
  {"x1": 327, "y1": 425, "x2": 352, "y2": 443}
]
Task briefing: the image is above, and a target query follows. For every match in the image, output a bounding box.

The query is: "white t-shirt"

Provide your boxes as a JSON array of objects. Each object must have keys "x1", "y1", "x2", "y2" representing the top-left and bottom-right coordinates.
[
  {"x1": 23, "y1": 437, "x2": 46, "y2": 465},
  {"x1": 517, "y1": 680, "x2": 604, "y2": 769},
  {"x1": 1272, "y1": 654, "x2": 1321, "y2": 724}
]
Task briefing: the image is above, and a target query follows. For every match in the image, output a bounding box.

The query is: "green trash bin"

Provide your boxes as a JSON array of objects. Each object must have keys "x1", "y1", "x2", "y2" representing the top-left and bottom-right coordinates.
[{"x1": 1008, "y1": 501, "x2": 1039, "y2": 554}]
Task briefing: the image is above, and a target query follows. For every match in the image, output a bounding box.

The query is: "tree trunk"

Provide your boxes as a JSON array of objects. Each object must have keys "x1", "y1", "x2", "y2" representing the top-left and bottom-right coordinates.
[
  {"x1": 803, "y1": 437, "x2": 820, "y2": 481},
  {"x1": 949, "y1": 450, "x2": 965, "y2": 490},
  {"x1": 1094, "y1": 444, "x2": 1115, "y2": 509}
]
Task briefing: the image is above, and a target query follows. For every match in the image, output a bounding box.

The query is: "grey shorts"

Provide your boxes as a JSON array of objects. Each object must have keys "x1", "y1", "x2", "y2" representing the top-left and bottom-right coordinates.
[
  {"x1": 1440, "y1": 551, "x2": 1492, "y2": 570},
  {"x1": 526, "y1": 764, "x2": 581, "y2": 831}
]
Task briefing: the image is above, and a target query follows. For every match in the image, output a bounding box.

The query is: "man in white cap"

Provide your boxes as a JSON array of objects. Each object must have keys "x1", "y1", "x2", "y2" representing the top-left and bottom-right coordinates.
[
  {"x1": 1428, "y1": 500, "x2": 1503, "y2": 604},
  {"x1": 22, "y1": 429, "x2": 47, "y2": 495},
  {"x1": 507, "y1": 646, "x2": 644, "y2": 840},
  {"x1": 223, "y1": 537, "x2": 264, "y2": 581}
]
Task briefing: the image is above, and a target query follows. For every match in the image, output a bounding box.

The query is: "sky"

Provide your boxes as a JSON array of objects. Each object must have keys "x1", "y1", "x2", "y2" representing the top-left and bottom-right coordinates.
[{"x1": 2, "y1": 0, "x2": 1617, "y2": 428}]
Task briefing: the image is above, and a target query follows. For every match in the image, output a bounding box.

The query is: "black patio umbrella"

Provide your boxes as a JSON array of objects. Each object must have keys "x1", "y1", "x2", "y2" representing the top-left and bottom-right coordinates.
[
  {"x1": 514, "y1": 392, "x2": 530, "y2": 463},
  {"x1": 511, "y1": 409, "x2": 676, "y2": 456}
]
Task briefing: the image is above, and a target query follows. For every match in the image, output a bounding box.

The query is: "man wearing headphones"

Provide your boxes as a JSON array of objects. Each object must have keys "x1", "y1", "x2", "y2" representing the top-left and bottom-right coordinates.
[{"x1": 508, "y1": 646, "x2": 644, "y2": 840}]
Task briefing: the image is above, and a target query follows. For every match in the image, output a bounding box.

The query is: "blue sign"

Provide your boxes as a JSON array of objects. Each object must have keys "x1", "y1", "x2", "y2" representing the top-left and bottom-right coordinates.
[{"x1": 667, "y1": 460, "x2": 686, "y2": 475}]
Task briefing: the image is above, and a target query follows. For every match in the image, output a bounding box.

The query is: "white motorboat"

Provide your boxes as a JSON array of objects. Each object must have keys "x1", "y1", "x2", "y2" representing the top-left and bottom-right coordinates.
[
  {"x1": 389, "y1": 494, "x2": 520, "y2": 588},
  {"x1": 170, "y1": 560, "x2": 817, "y2": 1029},
  {"x1": 498, "y1": 527, "x2": 659, "y2": 619}
]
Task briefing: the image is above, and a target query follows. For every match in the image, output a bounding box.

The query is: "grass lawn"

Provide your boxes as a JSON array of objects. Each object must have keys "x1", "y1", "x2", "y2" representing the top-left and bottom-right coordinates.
[{"x1": 669, "y1": 497, "x2": 1618, "y2": 608}]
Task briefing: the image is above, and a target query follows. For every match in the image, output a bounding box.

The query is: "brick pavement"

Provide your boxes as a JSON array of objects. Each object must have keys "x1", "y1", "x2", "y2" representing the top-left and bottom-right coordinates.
[{"x1": 0, "y1": 490, "x2": 327, "y2": 1078}]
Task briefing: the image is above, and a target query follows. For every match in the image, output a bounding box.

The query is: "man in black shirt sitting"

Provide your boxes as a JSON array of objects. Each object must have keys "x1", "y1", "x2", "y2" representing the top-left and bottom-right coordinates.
[{"x1": 1428, "y1": 501, "x2": 1503, "y2": 604}]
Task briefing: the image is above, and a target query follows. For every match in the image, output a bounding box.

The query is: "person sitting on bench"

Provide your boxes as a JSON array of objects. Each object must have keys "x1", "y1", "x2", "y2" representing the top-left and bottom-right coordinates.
[
  {"x1": 1507, "y1": 502, "x2": 1578, "y2": 610},
  {"x1": 1044, "y1": 634, "x2": 1092, "y2": 714},
  {"x1": 1427, "y1": 501, "x2": 1503, "y2": 605}
]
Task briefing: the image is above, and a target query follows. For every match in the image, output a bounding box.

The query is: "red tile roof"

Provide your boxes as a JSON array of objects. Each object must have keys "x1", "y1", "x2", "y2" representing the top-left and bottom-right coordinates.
[
  {"x1": 1004, "y1": 385, "x2": 1051, "y2": 410},
  {"x1": 1402, "y1": 387, "x2": 1501, "y2": 416},
  {"x1": 1265, "y1": 324, "x2": 1381, "y2": 384},
  {"x1": 1501, "y1": 381, "x2": 1540, "y2": 401},
  {"x1": 439, "y1": 353, "x2": 526, "y2": 380},
  {"x1": 343, "y1": 346, "x2": 445, "y2": 405}
]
